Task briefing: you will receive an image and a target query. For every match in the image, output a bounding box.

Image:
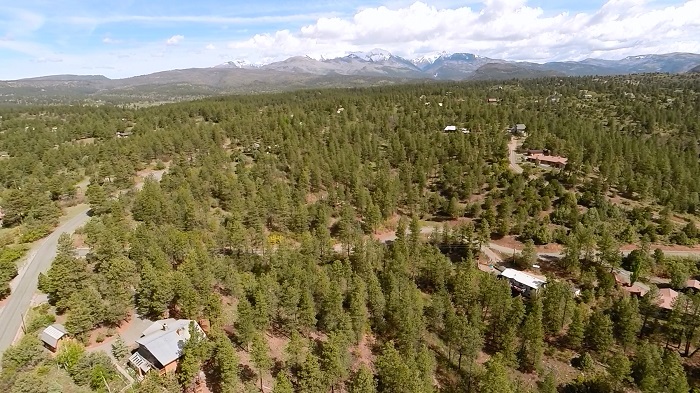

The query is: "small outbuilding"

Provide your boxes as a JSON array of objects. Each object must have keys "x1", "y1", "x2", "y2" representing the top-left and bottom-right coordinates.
[
  {"x1": 511, "y1": 124, "x2": 527, "y2": 136},
  {"x1": 444, "y1": 125, "x2": 457, "y2": 132},
  {"x1": 40, "y1": 323, "x2": 68, "y2": 352}
]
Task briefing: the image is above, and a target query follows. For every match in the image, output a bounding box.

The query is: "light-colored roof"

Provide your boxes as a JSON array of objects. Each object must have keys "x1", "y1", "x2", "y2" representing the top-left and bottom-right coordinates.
[
  {"x1": 515, "y1": 124, "x2": 526, "y2": 130},
  {"x1": 613, "y1": 268, "x2": 632, "y2": 285},
  {"x1": 621, "y1": 282, "x2": 650, "y2": 296},
  {"x1": 136, "y1": 319, "x2": 201, "y2": 367},
  {"x1": 686, "y1": 279, "x2": 700, "y2": 290},
  {"x1": 444, "y1": 125, "x2": 457, "y2": 131},
  {"x1": 657, "y1": 288, "x2": 679, "y2": 310},
  {"x1": 500, "y1": 268, "x2": 546, "y2": 289},
  {"x1": 141, "y1": 318, "x2": 179, "y2": 337},
  {"x1": 40, "y1": 323, "x2": 67, "y2": 347}
]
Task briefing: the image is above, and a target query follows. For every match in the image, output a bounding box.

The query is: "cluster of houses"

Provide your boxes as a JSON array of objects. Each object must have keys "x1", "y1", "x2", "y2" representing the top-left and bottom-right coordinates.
[
  {"x1": 40, "y1": 318, "x2": 204, "y2": 378},
  {"x1": 614, "y1": 268, "x2": 700, "y2": 313},
  {"x1": 476, "y1": 261, "x2": 697, "y2": 316}
]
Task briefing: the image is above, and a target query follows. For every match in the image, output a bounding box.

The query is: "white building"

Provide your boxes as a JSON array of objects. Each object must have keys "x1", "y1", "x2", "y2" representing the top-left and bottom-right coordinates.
[{"x1": 499, "y1": 268, "x2": 546, "y2": 297}]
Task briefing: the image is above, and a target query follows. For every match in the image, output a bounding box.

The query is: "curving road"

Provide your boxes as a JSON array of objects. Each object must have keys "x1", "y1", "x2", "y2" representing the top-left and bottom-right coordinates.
[
  {"x1": 0, "y1": 207, "x2": 90, "y2": 363},
  {"x1": 508, "y1": 137, "x2": 524, "y2": 174}
]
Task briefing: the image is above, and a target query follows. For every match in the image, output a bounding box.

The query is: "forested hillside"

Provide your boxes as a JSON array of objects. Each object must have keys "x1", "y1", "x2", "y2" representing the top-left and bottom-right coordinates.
[{"x1": 1, "y1": 73, "x2": 700, "y2": 393}]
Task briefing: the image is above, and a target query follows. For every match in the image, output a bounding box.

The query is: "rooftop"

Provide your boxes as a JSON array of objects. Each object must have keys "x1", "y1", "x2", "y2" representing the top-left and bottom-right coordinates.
[
  {"x1": 136, "y1": 319, "x2": 202, "y2": 367},
  {"x1": 444, "y1": 125, "x2": 457, "y2": 131},
  {"x1": 613, "y1": 268, "x2": 650, "y2": 296},
  {"x1": 686, "y1": 279, "x2": 700, "y2": 290},
  {"x1": 527, "y1": 153, "x2": 568, "y2": 165},
  {"x1": 500, "y1": 268, "x2": 546, "y2": 289},
  {"x1": 657, "y1": 288, "x2": 679, "y2": 310},
  {"x1": 40, "y1": 323, "x2": 67, "y2": 348}
]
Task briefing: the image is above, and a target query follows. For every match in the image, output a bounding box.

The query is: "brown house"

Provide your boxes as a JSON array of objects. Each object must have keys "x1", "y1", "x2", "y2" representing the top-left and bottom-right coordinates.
[
  {"x1": 613, "y1": 268, "x2": 650, "y2": 296},
  {"x1": 128, "y1": 319, "x2": 204, "y2": 376},
  {"x1": 656, "y1": 288, "x2": 679, "y2": 311},
  {"x1": 525, "y1": 153, "x2": 568, "y2": 168}
]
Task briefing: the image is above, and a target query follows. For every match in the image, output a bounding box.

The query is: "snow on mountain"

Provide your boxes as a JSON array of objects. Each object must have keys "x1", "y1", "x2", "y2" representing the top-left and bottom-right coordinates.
[
  {"x1": 411, "y1": 52, "x2": 447, "y2": 69},
  {"x1": 215, "y1": 51, "x2": 700, "y2": 80},
  {"x1": 347, "y1": 48, "x2": 393, "y2": 62},
  {"x1": 215, "y1": 60, "x2": 261, "y2": 69}
]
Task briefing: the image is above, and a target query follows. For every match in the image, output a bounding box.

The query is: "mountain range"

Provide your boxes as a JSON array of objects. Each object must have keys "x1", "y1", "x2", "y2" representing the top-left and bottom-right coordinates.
[
  {"x1": 1, "y1": 50, "x2": 699, "y2": 102},
  {"x1": 214, "y1": 50, "x2": 700, "y2": 80}
]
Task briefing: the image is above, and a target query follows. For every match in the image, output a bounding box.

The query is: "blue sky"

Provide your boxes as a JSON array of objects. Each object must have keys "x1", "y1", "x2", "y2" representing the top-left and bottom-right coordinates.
[{"x1": 1, "y1": 0, "x2": 698, "y2": 79}]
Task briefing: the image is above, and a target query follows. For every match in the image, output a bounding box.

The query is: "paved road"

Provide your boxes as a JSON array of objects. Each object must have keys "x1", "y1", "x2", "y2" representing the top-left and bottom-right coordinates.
[
  {"x1": 488, "y1": 242, "x2": 700, "y2": 260},
  {"x1": 508, "y1": 137, "x2": 524, "y2": 174},
  {"x1": 0, "y1": 208, "x2": 90, "y2": 362}
]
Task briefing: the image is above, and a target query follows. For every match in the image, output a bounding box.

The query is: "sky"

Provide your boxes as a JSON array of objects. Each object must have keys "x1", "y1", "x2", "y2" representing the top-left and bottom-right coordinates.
[{"x1": 1, "y1": 0, "x2": 699, "y2": 79}]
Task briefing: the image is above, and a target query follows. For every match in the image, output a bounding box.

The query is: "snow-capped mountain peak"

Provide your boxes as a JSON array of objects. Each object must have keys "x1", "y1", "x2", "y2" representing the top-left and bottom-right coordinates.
[
  {"x1": 411, "y1": 52, "x2": 446, "y2": 68},
  {"x1": 215, "y1": 60, "x2": 260, "y2": 69},
  {"x1": 347, "y1": 48, "x2": 393, "y2": 62}
]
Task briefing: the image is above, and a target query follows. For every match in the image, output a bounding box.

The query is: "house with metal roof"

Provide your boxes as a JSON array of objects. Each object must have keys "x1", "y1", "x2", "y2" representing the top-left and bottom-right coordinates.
[
  {"x1": 39, "y1": 323, "x2": 67, "y2": 351},
  {"x1": 128, "y1": 319, "x2": 204, "y2": 376},
  {"x1": 499, "y1": 268, "x2": 546, "y2": 297}
]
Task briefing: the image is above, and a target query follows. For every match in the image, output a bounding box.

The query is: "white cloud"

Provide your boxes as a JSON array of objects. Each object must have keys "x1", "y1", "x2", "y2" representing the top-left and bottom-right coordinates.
[
  {"x1": 0, "y1": 8, "x2": 45, "y2": 39},
  {"x1": 2, "y1": 0, "x2": 700, "y2": 79},
  {"x1": 166, "y1": 35, "x2": 184, "y2": 45},
  {"x1": 65, "y1": 13, "x2": 334, "y2": 26},
  {"x1": 102, "y1": 37, "x2": 122, "y2": 44},
  {"x1": 34, "y1": 56, "x2": 62, "y2": 63},
  {"x1": 224, "y1": 0, "x2": 700, "y2": 63}
]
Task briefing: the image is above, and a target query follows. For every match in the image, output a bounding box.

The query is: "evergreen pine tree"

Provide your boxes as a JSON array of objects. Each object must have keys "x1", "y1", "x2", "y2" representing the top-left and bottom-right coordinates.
[
  {"x1": 566, "y1": 305, "x2": 585, "y2": 350},
  {"x1": 213, "y1": 334, "x2": 240, "y2": 393},
  {"x1": 273, "y1": 371, "x2": 294, "y2": 393},
  {"x1": 585, "y1": 309, "x2": 614, "y2": 353},
  {"x1": 235, "y1": 297, "x2": 256, "y2": 351},
  {"x1": 251, "y1": 333, "x2": 272, "y2": 392},
  {"x1": 481, "y1": 353, "x2": 514, "y2": 393},
  {"x1": 518, "y1": 297, "x2": 545, "y2": 373},
  {"x1": 298, "y1": 354, "x2": 326, "y2": 393},
  {"x1": 348, "y1": 366, "x2": 377, "y2": 393}
]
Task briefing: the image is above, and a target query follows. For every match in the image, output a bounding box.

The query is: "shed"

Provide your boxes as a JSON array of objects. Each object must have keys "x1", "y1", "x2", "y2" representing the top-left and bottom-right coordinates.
[
  {"x1": 40, "y1": 323, "x2": 67, "y2": 351},
  {"x1": 443, "y1": 125, "x2": 457, "y2": 132}
]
